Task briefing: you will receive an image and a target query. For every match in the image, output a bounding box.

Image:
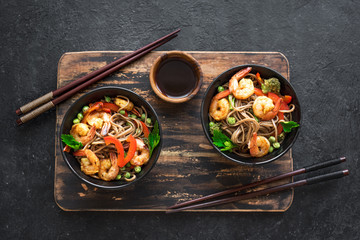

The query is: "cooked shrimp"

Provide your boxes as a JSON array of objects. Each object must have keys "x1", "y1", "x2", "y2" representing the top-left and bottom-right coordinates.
[
  {"x1": 114, "y1": 98, "x2": 134, "y2": 111},
  {"x1": 80, "y1": 149, "x2": 100, "y2": 175},
  {"x1": 249, "y1": 132, "x2": 270, "y2": 157},
  {"x1": 130, "y1": 139, "x2": 150, "y2": 166},
  {"x1": 83, "y1": 111, "x2": 111, "y2": 136},
  {"x1": 70, "y1": 123, "x2": 96, "y2": 145},
  {"x1": 209, "y1": 98, "x2": 230, "y2": 121},
  {"x1": 228, "y1": 67, "x2": 254, "y2": 100},
  {"x1": 99, "y1": 152, "x2": 119, "y2": 181},
  {"x1": 229, "y1": 78, "x2": 254, "y2": 100},
  {"x1": 252, "y1": 96, "x2": 282, "y2": 120}
]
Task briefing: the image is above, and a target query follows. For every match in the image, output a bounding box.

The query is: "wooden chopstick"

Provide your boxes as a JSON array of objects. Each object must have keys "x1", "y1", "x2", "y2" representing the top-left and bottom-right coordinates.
[
  {"x1": 166, "y1": 157, "x2": 347, "y2": 213},
  {"x1": 166, "y1": 169, "x2": 349, "y2": 213},
  {"x1": 16, "y1": 29, "x2": 180, "y2": 116},
  {"x1": 16, "y1": 30, "x2": 180, "y2": 125}
]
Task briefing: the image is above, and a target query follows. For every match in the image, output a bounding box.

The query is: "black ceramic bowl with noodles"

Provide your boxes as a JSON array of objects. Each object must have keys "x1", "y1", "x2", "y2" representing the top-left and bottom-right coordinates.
[
  {"x1": 60, "y1": 86, "x2": 162, "y2": 189},
  {"x1": 200, "y1": 64, "x2": 301, "y2": 165}
]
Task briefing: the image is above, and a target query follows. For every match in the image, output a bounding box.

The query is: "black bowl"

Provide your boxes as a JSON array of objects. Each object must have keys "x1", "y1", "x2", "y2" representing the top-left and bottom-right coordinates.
[
  {"x1": 60, "y1": 86, "x2": 162, "y2": 189},
  {"x1": 201, "y1": 64, "x2": 301, "y2": 165}
]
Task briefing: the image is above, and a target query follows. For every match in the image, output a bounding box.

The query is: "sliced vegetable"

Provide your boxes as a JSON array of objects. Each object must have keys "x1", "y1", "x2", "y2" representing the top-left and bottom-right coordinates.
[
  {"x1": 123, "y1": 135, "x2": 137, "y2": 167},
  {"x1": 282, "y1": 95, "x2": 292, "y2": 104},
  {"x1": 61, "y1": 134, "x2": 83, "y2": 151},
  {"x1": 140, "y1": 121, "x2": 150, "y2": 138},
  {"x1": 104, "y1": 136, "x2": 125, "y2": 167},
  {"x1": 103, "y1": 102, "x2": 120, "y2": 112},
  {"x1": 254, "y1": 87, "x2": 266, "y2": 96},
  {"x1": 73, "y1": 149, "x2": 86, "y2": 156},
  {"x1": 227, "y1": 117, "x2": 236, "y2": 125},
  {"x1": 213, "y1": 89, "x2": 230, "y2": 100},
  {"x1": 131, "y1": 108, "x2": 141, "y2": 117},
  {"x1": 228, "y1": 94, "x2": 235, "y2": 110},
  {"x1": 63, "y1": 145, "x2": 71, "y2": 152},
  {"x1": 280, "y1": 121, "x2": 300, "y2": 133},
  {"x1": 256, "y1": 72, "x2": 264, "y2": 84}
]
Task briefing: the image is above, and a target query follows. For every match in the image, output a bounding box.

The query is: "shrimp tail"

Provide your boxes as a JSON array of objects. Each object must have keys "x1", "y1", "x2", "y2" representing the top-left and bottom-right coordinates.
[
  {"x1": 100, "y1": 122, "x2": 111, "y2": 136},
  {"x1": 232, "y1": 67, "x2": 252, "y2": 81},
  {"x1": 213, "y1": 89, "x2": 230, "y2": 101}
]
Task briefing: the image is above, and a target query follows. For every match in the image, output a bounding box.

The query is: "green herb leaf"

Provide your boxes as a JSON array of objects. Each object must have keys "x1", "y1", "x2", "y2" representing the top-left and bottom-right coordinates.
[
  {"x1": 280, "y1": 121, "x2": 300, "y2": 133},
  {"x1": 104, "y1": 96, "x2": 111, "y2": 102},
  {"x1": 211, "y1": 129, "x2": 236, "y2": 152},
  {"x1": 61, "y1": 134, "x2": 83, "y2": 150},
  {"x1": 148, "y1": 120, "x2": 160, "y2": 156}
]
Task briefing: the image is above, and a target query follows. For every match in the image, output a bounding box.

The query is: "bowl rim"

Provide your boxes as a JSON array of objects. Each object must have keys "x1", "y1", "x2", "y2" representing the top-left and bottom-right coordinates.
[
  {"x1": 149, "y1": 50, "x2": 203, "y2": 103},
  {"x1": 59, "y1": 86, "x2": 163, "y2": 189},
  {"x1": 200, "y1": 64, "x2": 301, "y2": 166}
]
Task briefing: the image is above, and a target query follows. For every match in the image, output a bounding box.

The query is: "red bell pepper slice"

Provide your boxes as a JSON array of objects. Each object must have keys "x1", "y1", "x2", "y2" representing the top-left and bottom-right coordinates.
[
  {"x1": 140, "y1": 121, "x2": 150, "y2": 138},
  {"x1": 73, "y1": 149, "x2": 86, "y2": 156},
  {"x1": 104, "y1": 136, "x2": 125, "y2": 167},
  {"x1": 103, "y1": 102, "x2": 120, "y2": 112},
  {"x1": 256, "y1": 72, "x2": 264, "y2": 84},
  {"x1": 282, "y1": 95, "x2": 292, "y2": 104},
  {"x1": 254, "y1": 87, "x2": 266, "y2": 96},
  {"x1": 267, "y1": 92, "x2": 280, "y2": 103},
  {"x1": 63, "y1": 145, "x2": 71, "y2": 152},
  {"x1": 213, "y1": 89, "x2": 231, "y2": 100},
  {"x1": 123, "y1": 135, "x2": 137, "y2": 167}
]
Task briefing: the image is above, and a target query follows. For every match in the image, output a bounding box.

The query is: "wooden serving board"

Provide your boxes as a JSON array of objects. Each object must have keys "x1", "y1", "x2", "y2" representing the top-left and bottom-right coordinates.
[{"x1": 55, "y1": 51, "x2": 293, "y2": 212}]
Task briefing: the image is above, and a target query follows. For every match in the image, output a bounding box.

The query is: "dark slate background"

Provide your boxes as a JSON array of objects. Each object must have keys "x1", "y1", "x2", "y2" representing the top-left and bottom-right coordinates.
[{"x1": 1, "y1": 1, "x2": 359, "y2": 239}]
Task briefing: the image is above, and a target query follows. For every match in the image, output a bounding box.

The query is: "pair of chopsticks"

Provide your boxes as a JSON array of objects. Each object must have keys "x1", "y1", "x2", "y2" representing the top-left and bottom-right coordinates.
[
  {"x1": 16, "y1": 29, "x2": 181, "y2": 125},
  {"x1": 166, "y1": 157, "x2": 348, "y2": 213}
]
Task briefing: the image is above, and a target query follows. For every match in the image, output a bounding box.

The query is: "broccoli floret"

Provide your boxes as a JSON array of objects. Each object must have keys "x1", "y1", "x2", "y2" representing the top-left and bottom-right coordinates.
[
  {"x1": 209, "y1": 121, "x2": 221, "y2": 135},
  {"x1": 261, "y1": 77, "x2": 281, "y2": 94}
]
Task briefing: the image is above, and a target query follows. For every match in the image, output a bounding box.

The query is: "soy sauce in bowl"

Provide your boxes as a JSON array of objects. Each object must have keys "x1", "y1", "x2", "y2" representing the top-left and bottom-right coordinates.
[
  {"x1": 156, "y1": 57, "x2": 197, "y2": 98},
  {"x1": 150, "y1": 51, "x2": 202, "y2": 103}
]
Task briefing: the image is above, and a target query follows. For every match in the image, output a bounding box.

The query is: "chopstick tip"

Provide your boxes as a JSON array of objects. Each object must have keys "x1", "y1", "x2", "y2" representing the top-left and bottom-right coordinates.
[
  {"x1": 340, "y1": 157, "x2": 346, "y2": 162},
  {"x1": 343, "y1": 169, "x2": 349, "y2": 176},
  {"x1": 16, "y1": 108, "x2": 22, "y2": 115},
  {"x1": 16, "y1": 119, "x2": 23, "y2": 126}
]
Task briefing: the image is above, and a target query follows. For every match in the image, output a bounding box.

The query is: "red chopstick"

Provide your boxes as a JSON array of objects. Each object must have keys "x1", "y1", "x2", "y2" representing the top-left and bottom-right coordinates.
[
  {"x1": 16, "y1": 29, "x2": 180, "y2": 125},
  {"x1": 166, "y1": 157, "x2": 347, "y2": 213}
]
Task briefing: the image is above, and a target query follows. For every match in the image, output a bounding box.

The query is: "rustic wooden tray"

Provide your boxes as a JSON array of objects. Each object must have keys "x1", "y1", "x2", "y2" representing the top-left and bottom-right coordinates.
[{"x1": 54, "y1": 51, "x2": 293, "y2": 212}]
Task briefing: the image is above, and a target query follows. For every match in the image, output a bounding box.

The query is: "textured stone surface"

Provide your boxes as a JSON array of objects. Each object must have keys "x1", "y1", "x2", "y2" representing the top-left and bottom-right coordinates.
[{"x1": 1, "y1": 0, "x2": 359, "y2": 239}]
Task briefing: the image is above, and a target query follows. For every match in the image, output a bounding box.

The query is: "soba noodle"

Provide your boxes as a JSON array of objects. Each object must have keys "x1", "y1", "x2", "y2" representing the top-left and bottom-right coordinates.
[{"x1": 209, "y1": 72, "x2": 296, "y2": 158}]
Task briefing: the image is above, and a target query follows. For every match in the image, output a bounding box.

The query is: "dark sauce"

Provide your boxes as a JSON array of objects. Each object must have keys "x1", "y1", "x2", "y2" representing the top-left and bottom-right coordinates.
[{"x1": 155, "y1": 57, "x2": 197, "y2": 98}]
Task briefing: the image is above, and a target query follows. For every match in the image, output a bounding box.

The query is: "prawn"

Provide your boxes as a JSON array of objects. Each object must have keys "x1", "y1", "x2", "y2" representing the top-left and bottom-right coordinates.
[
  {"x1": 130, "y1": 139, "x2": 150, "y2": 166},
  {"x1": 80, "y1": 149, "x2": 100, "y2": 175},
  {"x1": 70, "y1": 123, "x2": 96, "y2": 145},
  {"x1": 114, "y1": 98, "x2": 134, "y2": 111},
  {"x1": 209, "y1": 98, "x2": 230, "y2": 121},
  {"x1": 249, "y1": 132, "x2": 270, "y2": 157},
  {"x1": 82, "y1": 111, "x2": 111, "y2": 136},
  {"x1": 228, "y1": 67, "x2": 254, "y2": 100},
  {"x1": 99, "y1": 152, "x2": 119, "y2": 181},
  {"x1": 252, "y1": 96, "x2": 282, "y2": 120}
]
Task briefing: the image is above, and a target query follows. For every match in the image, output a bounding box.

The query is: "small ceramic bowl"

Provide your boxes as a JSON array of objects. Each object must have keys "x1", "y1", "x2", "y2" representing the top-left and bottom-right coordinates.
[
  {"x1": 60, "y1": 86, "x2": 162, "y2": 189},
  {"x1": 149, "y1": 51, "x2": 202, "y2": 103},
  {"x1": 201, "y1": 64, "x2": 301, "y2": 165}
]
